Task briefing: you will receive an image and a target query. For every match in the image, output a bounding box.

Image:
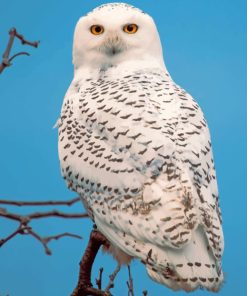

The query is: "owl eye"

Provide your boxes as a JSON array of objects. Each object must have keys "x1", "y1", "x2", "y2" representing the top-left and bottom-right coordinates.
[
  {"x1": 90, "y1": 25, "x2": 104, "y2": 35},
  {"x1": 123, "y1": 24, "x2": 138, "y2": 34}
]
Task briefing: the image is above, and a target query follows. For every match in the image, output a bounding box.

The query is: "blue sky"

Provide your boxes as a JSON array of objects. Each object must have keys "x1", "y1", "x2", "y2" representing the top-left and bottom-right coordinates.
[{"x1": 0, "y1": 0, "x2": 246, "y2": 295}]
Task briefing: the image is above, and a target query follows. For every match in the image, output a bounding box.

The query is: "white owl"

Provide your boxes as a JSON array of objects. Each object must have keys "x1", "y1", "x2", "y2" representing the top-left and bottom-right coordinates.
[{"x1": 58, "y1": 2, "x2": 224, "y2": 292}]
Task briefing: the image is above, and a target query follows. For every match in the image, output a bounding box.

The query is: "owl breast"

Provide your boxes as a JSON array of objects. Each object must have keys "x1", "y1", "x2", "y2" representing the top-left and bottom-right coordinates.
[{"x1": 59, "y1": 67, "x2": 181, "y2": 200}]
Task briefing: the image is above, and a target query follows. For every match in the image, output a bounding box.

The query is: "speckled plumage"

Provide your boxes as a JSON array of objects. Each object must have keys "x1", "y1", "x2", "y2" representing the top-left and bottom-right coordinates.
[{"x1": 58, "y1": 3, "x2": 224, "y2": 292}]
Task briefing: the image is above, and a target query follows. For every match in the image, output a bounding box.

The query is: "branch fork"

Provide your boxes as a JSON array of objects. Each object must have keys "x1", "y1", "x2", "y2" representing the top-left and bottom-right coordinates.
[
  {"x1": 0, "y1": 197, "x2": 87, "y2": 254},
  {"x1": 0, "y1": 27, "x2": 39, "y2": 74},
  {"x1": 0, "y1": 196, "x2": 148, "y2": 295}
]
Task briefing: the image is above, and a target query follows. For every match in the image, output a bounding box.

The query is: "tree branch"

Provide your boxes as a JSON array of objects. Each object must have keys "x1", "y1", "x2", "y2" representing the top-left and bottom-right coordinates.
[
  {"x1": 127, "y1": 265, "x2": 135, "y2": 296},
  {"x1": 0, "y1": 197, "x2": 88, "y2": 253},
  {"x1": 0, "y1": 207, "x2": 88, "y2": 222},
  {"x1": 96, "y1": 268, "x2": 104, "y2": 290},
  {"x1": 71, "y1": 230, "x2": 110, "y2": 296},
  {"x1": 0, "y1": 196, "x2": 81, "y2": 206},
  {"x1": 14, "y1": 29, "x2": 39, "y2": 47},
  {"x1": 27, "y1": 228, "x2": 82, "y2": 255},
  {"x1": 0, "y1": 27, "x2": 39, "y2": 74},
  {"x1": 105, "y1": 264, "x2": 121, "y2": 293},
  {"x1": 0, "y1": 196, "x2": 149, "y2": 294},
  {"x1": 9, "y1": 51, "x2": 30, "y2": 62},
  {"x1": 0, "y1": 224, "x2": 28, "y2": 247}
]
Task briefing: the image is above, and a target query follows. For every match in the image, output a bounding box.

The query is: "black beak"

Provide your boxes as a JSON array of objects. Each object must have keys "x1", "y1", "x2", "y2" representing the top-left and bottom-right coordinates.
[
  {"x1": 105, "y1": 45, "x2": 122, "y2": 57},
  {"x1": 112, "y1": 47, "x2": 116, "y2": 55}
]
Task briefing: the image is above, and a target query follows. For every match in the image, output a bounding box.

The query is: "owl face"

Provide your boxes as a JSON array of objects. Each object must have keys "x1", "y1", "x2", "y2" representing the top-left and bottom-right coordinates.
[{"x1": 73, "y1": 3, "x2": 165, "y2": 71}]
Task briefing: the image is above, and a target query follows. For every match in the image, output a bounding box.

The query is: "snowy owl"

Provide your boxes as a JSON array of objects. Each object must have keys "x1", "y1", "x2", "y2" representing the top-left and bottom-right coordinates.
[{"x1": 58, "y1": 2, "x2": 224, "y2": 292}]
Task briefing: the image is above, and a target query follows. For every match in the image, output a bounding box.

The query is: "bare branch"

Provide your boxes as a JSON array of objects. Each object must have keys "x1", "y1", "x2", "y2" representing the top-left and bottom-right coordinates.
[
  {"x1": 28, "y1": 227, "x2": 53, "y2": 255},
  {"x1": 9, "y1": 51, "x2": 30, "y2": 62},
  {"x1": 14, "y1": 30, "x2": 39, "y2": 47},
  {"x1": 0, "y1": 207, "x2": 26, "y2": 222},
  {"x1": 0, "y1": 197, "x2": 88, "y2": 252},
  {"x1": 0, "y1": 27, "x2": 39, "y2": 74},
  {"x1": 96, "y1": 267, "x2": 104, "y2": 290},
  {"x1": 0, "y1": 224, "x2": 28, "y2": 247},
  {"x1": 127, "y1": 265, "x2": 135, "y2": 296},
  {"x1": 105, "y1": 264, "x2": 121, "y2": 293},
  {"x1": 0, "y1": 207, "x2": 88, "y2": 221},
  {"x1": 27, "y1": 229, "x2": 82, "y2": 255},
  {"x1": 28, "y1": 210, "x2": 88, "y2": 220},
  {"x1": 1, "y1": 28, "x2": 16, "y2": 68},
  {"x1": 71, "y1": 230, "x2": 110, "y2": 296},
  {"x1": 0, "y1": 196, "x2": 80, "y2": 206},
  {"x1": 1, "y1": 197, "x2": 147, "y2": 294},
  {"x1": 44, "y1": 232, "x2": 82, "y2": 244}
]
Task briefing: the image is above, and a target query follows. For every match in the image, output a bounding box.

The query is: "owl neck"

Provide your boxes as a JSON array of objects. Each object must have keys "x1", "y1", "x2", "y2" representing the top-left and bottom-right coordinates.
[{"x1": 74, "y1": 56, "x2": 168, "y2": 80}]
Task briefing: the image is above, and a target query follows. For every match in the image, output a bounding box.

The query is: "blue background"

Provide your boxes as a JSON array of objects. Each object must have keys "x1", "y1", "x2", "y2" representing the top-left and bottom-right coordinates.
[{"x1": 0, "y1": 0, "x2": 246, "y2": 295}]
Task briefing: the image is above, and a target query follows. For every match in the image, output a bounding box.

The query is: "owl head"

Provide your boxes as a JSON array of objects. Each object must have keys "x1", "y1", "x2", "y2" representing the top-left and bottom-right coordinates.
[{"x1": 73, "y1": 3, "x2": 165, "y2": 72}]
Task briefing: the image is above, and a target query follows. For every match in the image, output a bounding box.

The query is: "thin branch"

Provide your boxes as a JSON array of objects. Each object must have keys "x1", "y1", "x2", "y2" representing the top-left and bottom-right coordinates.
[
  {"x1": 28, "y1": 227, "x2": 53, "y2": 255},
  {"x1": 9, "y1": 51, "x2": 30, "y2": 62},
  {"x1": 44, "y1": 232, "x2": 82, "y2": 244},
  {"x1": 105, "y1": 264, "x2": 121, "y2": 293},
  {"x1": 0, "y1": 196, "x2": 81, "y2": 206},
  {"x1": 96, "y1": 267, "x2": 104, "y2": 290},
  {"x1": 28, "y1": 229, "x2": 82, "y2": 255},
  {"x1": 1, "y1": 197, "x2": 147, "y2": 294},
  {"x1": 0, "y1": 207, "x2": 88, "y2": 221},
  {"x1": 127, "y1": 265, "x2": 135, "y2": 296},
  {"x1": 28, "y1": 210, "x2": 88, "y2": 220},
  {"x1": 0, "y1": 27, "x2": 39, "y2": 74},
  {"x1": 0, "y1": 210, "x2": 87, "y2": 247},
  {"x1": 0, "y1": 224, "x2": 28, "y2": 247},
  {"x1": 1, "y1": 28, "x2": 16, "y2": 68},
  {"x1": 14, "y1": 30, "x2": 39, "y2": 47},
  {"x1": 0, "y1": 197, "x2": 88, "y2": 252}
]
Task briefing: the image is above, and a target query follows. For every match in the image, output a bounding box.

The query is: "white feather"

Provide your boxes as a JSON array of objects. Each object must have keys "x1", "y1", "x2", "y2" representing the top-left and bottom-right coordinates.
[{"x1": 58, "y1": 3, "x2": 224, "y2": 292}]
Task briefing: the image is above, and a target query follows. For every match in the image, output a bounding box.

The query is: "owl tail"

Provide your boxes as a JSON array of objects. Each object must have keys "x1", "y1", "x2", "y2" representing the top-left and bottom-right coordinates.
[
  {"x1": 145, "y1": 225, "x2": 223, "y2": 292},
  {"x1": 95, "y1": 214, "x2": 223, "y2": 292}
]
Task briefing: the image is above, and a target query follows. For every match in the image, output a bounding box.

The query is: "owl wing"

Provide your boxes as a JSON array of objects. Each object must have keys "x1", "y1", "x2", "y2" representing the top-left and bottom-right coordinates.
[{"x1": 179, "y1": 99, "x2": 224, "y2": 261}]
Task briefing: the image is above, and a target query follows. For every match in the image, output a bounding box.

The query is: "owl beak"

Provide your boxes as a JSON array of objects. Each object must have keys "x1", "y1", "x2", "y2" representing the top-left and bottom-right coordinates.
[
  {"x1": 108, "y1": 45, "x2": 121, "y2": 56},
  {"x1": 102, "y1": 34, "x2": 124, "y2": 56}
]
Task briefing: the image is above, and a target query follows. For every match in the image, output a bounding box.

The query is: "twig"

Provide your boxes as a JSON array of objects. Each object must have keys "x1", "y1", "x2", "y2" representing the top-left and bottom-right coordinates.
[
  {"x1": 105, "y1": 264, "x2": 121, "y2": 293},
  {"x1": 127, "y1": 265, "x2": 135, "y2": 296},
  {"x1": 96, "y1": 267, "x2": 104, "y2": 290},
  {"x1": 28, "y1": 227, "x2": 53, "y2": 255},
  {"x1": 0, "y1": 224, "x2": 28, "y2": 247},
  {"x1": 28, "y1": 229, "x2": 82, "y2": 255},
  {"x1": 0, "y1": 207, "x2": 88, "y2": 222},
  {"x1": 1, "y1": 197, "x2": 146, "y2": 294},
  {"x1": 0, "y1": 197, "x2": 88, "y2": 252},
  {"x1": 44, "y1": 232, "x2": 82, "y2": 244},
  {"x1": 9, "y1": 51, "x2": 30, "y2": 62},
  {"x1": 0, "y1": 196, "x2": 80, "y2": 206},
  {"x1": 29, "y1": 210, "x2": 88, "y2": 219},
  {"x1": 0, "y1": 27, "x2": 39, "y2": 74},
  {"x1": 14, "y1": 30, "x2": 39, "y2": 47}
]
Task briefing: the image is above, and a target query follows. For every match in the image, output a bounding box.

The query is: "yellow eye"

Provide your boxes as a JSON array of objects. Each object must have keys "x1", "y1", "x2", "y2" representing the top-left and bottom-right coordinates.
[
  {"x1": 90, "y1": 25, "x2": 104, "y2": 35},
  {"x1": 123, "y1": 24, "x2": 138, "y2": 34}
]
